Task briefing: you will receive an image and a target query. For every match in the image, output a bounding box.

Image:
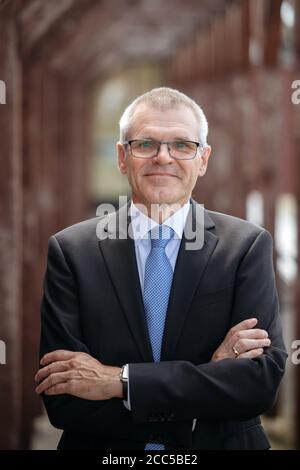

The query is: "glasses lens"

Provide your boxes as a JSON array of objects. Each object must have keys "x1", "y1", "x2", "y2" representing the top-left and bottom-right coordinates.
[
  {"x1": 169, "y1": 141, "x2": 198, "y2": 159},
  {"x1": 131, "y1": 140, "x2": 158, "y2": 158}
]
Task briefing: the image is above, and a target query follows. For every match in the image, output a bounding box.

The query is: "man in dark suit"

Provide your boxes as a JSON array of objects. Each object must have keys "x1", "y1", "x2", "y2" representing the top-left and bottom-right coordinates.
[{"x1": 35, "y1": 87, "x2": 287, "y2": 450}]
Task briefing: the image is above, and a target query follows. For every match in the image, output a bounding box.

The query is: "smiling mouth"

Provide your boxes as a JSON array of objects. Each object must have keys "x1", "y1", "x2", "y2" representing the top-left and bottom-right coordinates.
[{"x1": 146, "y1": 173, "x2": 178, "y2": 178}]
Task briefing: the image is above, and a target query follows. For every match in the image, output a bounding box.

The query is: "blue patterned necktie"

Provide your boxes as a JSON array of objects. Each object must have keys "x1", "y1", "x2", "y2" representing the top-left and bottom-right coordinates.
[{"x1": 143, "y1": 224, "x2": 174, "y2": 451}]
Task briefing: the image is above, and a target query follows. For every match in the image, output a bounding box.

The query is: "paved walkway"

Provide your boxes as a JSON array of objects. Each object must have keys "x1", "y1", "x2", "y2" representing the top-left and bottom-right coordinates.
[{"x1": 31, "y1": 409, "x2": 62, "y2": 450}]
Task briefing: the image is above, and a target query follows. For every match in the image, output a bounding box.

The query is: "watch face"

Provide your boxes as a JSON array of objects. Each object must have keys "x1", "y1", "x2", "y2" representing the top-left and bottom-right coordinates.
[
  {"x1": 122, "y1": 365, "x2": 128, "y2": 380},
  {"x1": 122, "y1": 373, "x2": 128, "y2": 382}
]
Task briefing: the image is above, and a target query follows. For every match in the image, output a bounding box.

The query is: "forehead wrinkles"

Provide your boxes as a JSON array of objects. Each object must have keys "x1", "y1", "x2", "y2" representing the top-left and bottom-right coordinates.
[
  {"x1": 137, "y1": 123, "x2": 192, "y2": 137},
  {"x1": 130, "y1": 106, "x2": 198, "y2": 139}
]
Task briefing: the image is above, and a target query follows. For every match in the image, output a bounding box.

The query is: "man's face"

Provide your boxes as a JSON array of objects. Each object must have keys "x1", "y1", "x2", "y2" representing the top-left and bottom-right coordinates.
[{"x1": 117, "y1": 103, "x2": 211, "y2": 207}]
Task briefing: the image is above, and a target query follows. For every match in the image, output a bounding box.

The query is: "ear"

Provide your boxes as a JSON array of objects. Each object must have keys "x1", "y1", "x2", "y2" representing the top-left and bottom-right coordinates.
[
  {"x1": 198, "y1": 145, "x2": 211, "y2": 177},
  {"x1": 117, "y1": 142, "x2": 127, "y2": 175}
]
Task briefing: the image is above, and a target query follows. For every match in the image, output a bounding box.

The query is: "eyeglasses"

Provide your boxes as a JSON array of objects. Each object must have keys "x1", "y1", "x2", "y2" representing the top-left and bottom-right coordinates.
[{"x1": 123, "y1": 139, "x2": 203, "y2": 160}]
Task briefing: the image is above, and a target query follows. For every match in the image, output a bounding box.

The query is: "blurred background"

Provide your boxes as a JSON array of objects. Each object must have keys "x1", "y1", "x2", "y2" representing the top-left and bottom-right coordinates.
[{"x1": 0, "y1": 0, "x2": 300, "y2": 450}]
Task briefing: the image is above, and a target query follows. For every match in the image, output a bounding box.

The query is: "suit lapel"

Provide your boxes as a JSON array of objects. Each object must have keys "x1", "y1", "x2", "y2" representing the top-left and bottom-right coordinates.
[
  {"x1": 98, "y1": 202, "x2": 154, "y2": 363},
  {"x1": 98, "y1": 199, "x2": 218, "y2": 364},
  {"x1": 160, "y1": 200, "x2": 219, "y2": 361}
]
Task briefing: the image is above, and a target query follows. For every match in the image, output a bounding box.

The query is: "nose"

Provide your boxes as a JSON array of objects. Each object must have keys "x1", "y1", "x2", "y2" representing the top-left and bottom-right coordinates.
[{"x1": 153, "y1": 143, "x2": 173, "y2": 164}]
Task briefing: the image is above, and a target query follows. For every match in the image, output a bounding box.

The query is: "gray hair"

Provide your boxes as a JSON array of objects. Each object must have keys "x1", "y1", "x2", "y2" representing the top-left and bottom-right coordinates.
[{"x1": 119, "y1": 87, "x2": 208, "y2": 146}]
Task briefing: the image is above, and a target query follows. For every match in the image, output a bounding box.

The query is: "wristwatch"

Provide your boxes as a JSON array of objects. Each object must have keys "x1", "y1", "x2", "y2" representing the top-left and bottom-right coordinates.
[{"x1": 119, "y1": 364, "x2": 128, "y2": 400}]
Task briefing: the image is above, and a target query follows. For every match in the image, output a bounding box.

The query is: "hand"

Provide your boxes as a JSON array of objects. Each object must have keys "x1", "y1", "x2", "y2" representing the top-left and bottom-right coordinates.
[
  {"x1": 211, "y1": 318, "x2": 271, "y2": 362},
  {"x1": 35, "y1": 350, "x2": 123, "y2": 400}
]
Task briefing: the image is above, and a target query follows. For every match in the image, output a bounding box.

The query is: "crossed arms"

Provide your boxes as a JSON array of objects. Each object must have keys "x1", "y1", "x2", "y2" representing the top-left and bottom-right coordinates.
[{"x1": 35, "y1": 230, "x2": 287, "y2": 433}]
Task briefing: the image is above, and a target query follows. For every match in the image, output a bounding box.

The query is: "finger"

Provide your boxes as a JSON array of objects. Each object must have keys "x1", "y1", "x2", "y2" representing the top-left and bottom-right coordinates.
[
  {"x1": 237, "y1": 348, "x2": 264, "y2": 359},
  {"x1": 230, "y1": 318, "x2": 258, "y2": 333},
  {"x1": 40, "y1": 350, "x2": 76, "y2": 366},
  {"x1": 35, "y1": 361, "x2": 70, "y2": 382},
  {"x1": 35, "y1": 370, "x2": 75, "y2": 394},
  {"x1": 233, "y1": 328, "x2": 269, "y2": 341},
  {"x1": 45, "y1": 379, "x2": 79, "y2": 396},
  {"x1": 44, "y1": 382, "x2": 70, "y2": 396},
  {"x1": 235, "y1": 338, "x2": 271, "y2": 354}
]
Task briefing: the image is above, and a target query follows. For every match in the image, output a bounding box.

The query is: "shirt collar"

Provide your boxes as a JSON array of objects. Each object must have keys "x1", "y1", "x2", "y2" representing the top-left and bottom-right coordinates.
[{"x1": 129, "y1": 199, "x2": 191, "y2": 240}]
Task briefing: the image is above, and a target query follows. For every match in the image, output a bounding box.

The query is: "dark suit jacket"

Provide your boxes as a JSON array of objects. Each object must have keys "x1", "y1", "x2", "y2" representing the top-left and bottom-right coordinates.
[{"x1": 39, "y1": 199, "x2": 287, "y2": 450}]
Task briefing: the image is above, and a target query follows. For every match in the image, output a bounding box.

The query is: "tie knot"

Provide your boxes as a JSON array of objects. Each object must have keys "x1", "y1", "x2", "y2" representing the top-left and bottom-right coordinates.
[{"x1": 149, "y1": 225, "x2": 174, "y2": 249}]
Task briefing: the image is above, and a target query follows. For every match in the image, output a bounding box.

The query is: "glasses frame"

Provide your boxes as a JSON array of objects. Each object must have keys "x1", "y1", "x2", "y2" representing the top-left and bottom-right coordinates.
[{"x1": 123, "y1": 139, "x2": 203, "y2": 160}]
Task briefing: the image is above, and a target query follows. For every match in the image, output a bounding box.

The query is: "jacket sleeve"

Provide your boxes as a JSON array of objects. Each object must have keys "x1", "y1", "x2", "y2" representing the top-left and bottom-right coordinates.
[
  {"x1": 129, "y1": 229, "x2": 288, "y2": 424},
  {"x1": 39, "y1": 235, "x2": 130, "y2": 435}
]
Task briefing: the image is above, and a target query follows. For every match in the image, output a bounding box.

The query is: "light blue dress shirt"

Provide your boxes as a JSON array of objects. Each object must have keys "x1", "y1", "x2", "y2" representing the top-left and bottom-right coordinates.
[{"x1": 122, "y1": 199, "x2": 190, "y2": 413}]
